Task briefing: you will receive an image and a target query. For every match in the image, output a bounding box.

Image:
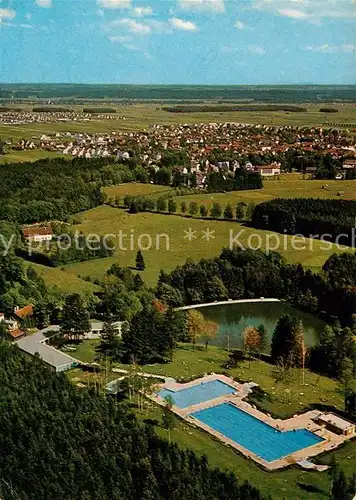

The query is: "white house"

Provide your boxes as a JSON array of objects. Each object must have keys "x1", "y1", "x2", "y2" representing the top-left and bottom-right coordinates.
[
  {"x1": 22, "y1": 226, "x2": 53, "y2": 242},
  {"x1": 254, "y1": 163, "x2": 281, "y2": 177}
]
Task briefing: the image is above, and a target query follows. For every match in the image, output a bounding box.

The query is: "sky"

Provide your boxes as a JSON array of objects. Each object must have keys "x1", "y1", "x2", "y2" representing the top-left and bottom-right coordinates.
[{"x1": 0, "y1": 0, "x2": 355, "y2": 84}]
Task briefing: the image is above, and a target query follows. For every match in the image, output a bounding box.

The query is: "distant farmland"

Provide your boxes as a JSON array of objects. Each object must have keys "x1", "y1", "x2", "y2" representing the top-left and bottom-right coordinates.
[{"x1": 1, "y1": 83, "x2": 356, "y2": 102}]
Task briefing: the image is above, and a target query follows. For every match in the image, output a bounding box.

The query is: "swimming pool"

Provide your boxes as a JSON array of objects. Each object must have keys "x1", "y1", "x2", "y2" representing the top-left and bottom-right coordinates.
[
  {"x1": 158, "y1": 380, "x2": 236, "y2": 408},
  {"x1": 192, "y1": 403, "x2": 324, "y2": 462}
]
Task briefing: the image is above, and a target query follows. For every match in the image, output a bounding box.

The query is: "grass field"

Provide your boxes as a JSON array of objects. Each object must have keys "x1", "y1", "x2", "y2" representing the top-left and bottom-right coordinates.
[
  {"x1": 68, "y1": 342, "x2": 355, "y2": 500},
  {"x1": 28, "y1": 262, "x2": 99, "y2": 294},
  {"x1": 0, "y1": 149, "x2": 64, "y2": 164},
  {"x1": 103, "y1": 183, "x2": 173, "y2": 200},
  {"x1": 176, "y1": 174, "x2": 356, "y2": 206},
  {"x1": 61, "y1": 204, "x2": 351, "y2": 286},
  {"x1": 0, "y1": 102, "x2": 355, "y2": 142}
]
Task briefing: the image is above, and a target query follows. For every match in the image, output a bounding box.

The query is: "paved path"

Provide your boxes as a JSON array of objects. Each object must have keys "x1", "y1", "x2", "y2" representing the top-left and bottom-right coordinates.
[{"x1": 177, "y1": 298, "x2": 281, "y2": 311}]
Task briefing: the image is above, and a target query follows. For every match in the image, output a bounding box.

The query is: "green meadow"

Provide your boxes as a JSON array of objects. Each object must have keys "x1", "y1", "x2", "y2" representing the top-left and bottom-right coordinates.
[{"x1": 62, "y1": 203, "x2": 352, "y2": 287}]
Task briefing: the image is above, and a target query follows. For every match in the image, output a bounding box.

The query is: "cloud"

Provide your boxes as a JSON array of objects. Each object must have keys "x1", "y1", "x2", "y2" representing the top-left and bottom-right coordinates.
[
  {"x1": 251, "y1": 0, "x2": 356, "y2": 21},
  {"x1": 305, "y1": 44, "x2": 355, "y2": 53},
  {"x1": 112, "y1": 18, "x2": 151, "y2": 34},
  {"x1": 234, "y1": 20, "x2": 245, "y2": 29},
  {"x1": 277, "y1": 9, "x2": 308, "y2": 19},
  {"x1": 97, "y1": 0, "x2": 131, "y2": 9},
  {"x1": 132, "y1": 7, "x2": 153, "y2": 17},
  {"x1": 248, "y1": 45, "x2": 265, "y2": 55},
  {"x1": 169, "y1": 17, "x2": 198, "y2": 31},
  {"x1": 35, "y1": 0, "x2": 52, "y2": 7},
  {"x1": 178, "y1": 0, "x2": 225, "y2": 13},
  {"x1": 108, "y1": 35, "x2": 132, "y2": 42},
  {"x1": 0, "y1": 8, "x2": 16, "y2": 21}
]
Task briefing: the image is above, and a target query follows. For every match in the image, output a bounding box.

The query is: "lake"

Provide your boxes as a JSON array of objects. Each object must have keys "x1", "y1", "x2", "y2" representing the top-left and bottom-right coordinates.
[{"x1": 196, "y1": 301, "x2": 325, "y2": 351}]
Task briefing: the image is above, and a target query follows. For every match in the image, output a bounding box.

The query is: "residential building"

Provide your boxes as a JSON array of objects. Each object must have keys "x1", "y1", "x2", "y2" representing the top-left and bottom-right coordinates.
[{"x1": 22, "y1": 226, "x2": 53, "y2": 242}]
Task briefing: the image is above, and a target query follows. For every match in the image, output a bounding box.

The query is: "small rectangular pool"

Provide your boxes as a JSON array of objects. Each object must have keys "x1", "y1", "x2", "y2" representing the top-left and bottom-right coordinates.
[
  {"x1": 158, "y1": 380, "x2": 236, "y2": 408},
  {"x1": 191, "y1": 403, "x2": 324, "y2": 462}
]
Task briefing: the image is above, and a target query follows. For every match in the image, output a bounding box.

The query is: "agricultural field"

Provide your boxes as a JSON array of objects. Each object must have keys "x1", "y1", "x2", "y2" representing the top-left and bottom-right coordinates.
[
  {"x1": 0, "y1": 102, "x2": 355, "y2": 143},
  {"x1": 62, "y1": 203, "x2": 352, "y2": 287}
]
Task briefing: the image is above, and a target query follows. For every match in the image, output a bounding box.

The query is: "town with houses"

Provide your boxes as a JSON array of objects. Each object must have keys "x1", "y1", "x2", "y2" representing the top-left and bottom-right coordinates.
[
  {"x1": 4, "y1": 120, "x2": 356, "y2": 185},
  {"x1": 0, "y1": 108, "x2": 126, "y2": 125}
]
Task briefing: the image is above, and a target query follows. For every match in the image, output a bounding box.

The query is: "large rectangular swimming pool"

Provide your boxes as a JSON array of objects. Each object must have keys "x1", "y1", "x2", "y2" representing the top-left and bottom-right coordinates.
[
  {"x1": 158, "y1": 380, "x2": 236, "y2": 408},
  {"x1": 192, "y1": 403, "x2": 324, "y2": 462}
]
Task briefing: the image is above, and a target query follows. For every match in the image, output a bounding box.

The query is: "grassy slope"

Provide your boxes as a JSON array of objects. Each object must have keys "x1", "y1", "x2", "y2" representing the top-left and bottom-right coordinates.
[
  {"x1": 62, "y1": 204, "x2": 351, "y2": 286},
  {"x1": 28, "y1": 262, "x2": 99, "y2": 294}
]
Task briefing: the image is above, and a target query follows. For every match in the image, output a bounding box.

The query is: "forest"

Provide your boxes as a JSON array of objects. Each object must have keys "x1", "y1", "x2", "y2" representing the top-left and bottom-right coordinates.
[
  {"x1": 0, "y1": 342, "x2": 265, "y2": 500},
  {"x1": 2, "y1": 83, "x2": 356, "y2": 102},
  {"x1": 0, "y1": 157, "x2": 144, "y2": 224},
  {"x1": 251, "y1": 198, "x2": 356, "y2": 246},
  {"x1": 163, "y1": 105, "x2": 307, "y2": 113},
  {"x1": 157, "y1": 248, "x2": 356, "y2": 327}
]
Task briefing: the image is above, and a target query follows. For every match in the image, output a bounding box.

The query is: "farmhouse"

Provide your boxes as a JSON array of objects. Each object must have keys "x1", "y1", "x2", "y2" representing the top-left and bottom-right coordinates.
[{"x1": 22, "y1": 226, "x2": 53, "y2": 242}]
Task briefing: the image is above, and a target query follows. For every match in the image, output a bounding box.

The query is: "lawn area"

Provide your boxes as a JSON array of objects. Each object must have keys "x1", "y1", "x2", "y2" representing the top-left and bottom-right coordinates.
[
  {"x1": 65, "y1": 339, "x2": 101, "y2": 363},
  {"x1": 71, "y1": 341, "x2": 344, "y2": 418},
  {"x1": 103, "y1": 182, "x2": 173, "y2": 200},
  {"x1": 27, "y1": 262, "x2": 99, "y2": 294},
  {"x1": 68, "y1": 341, "x2": 353, "y2": 500},
  {"x1": 61, "y1": 205, "x2": 352, "y2": 287},
  {"x1": 0, "y1": 149, "x2": 64, "y2": 164},
  {"x1": 176, "y1": 174, "x2": 356, "y2": 207},
  {"x1": 117, "y1": 344, "x2": 344, "y2": 418}
]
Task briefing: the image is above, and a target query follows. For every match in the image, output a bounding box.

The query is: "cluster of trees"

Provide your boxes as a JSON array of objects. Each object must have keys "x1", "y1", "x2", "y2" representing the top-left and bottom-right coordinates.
[
  {"x1": 186, "y1": 309, "x2": 218, "y2": 350},
  {"x1": 280, "y1": 150, "x2": 342, "y2": 178},
  {"x1": 124, "y1": 194, "x2": 255, "y2": 221},
  {"x1": 32, "y1": 106, "x2": 72, "y2": 112},
  {"x1": 320, "y1": 107, "x2": 339, "y2": 113},
  {"x1": 157, "y1": 247, "x2": 356, "y2": 326},
  {"x1": 0, "y1": 253, "x2": 48, "y2": 317},
  {"x1": 83, "y1": 107, "x2": 116, "y2": 113},
  {"x1": 163, "y1": 105, "x2": 307, "y2": 113},
  {"x1": 207, "y1": 168, "x2": 263, "y2": 193},
  {"x1": 252, "y1": 198, "x2": 356, "y2": 246},
  {"x1": 271, "y1": 316, "x2": 306, "y2": 368},
  {"x1": 0, "y1": 157, "x2": 138, "y2": 224},
  {"x1": 120, "y1": 305, "x2": 186, "y2": 364},
  {"x1": 21, "y1": 231, "x2": 115, "y2": 267},
  {"x1": 0, "y1": 342, "x2": 265, "y2": 500},
  {"x1": 329, "y1": 462, "x2": 355, "y2": 500}
]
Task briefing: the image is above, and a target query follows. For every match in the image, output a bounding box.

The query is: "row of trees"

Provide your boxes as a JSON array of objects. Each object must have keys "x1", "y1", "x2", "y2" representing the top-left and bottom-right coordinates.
[{"x1": 124, "y1": 194, "x2": 255, "y2": 221}]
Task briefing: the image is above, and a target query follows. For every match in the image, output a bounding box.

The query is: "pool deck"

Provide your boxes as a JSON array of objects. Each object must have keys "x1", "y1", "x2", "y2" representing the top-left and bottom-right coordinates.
[{"x1": 152, "y1": 374, "x2": 355, "y2": 471}]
